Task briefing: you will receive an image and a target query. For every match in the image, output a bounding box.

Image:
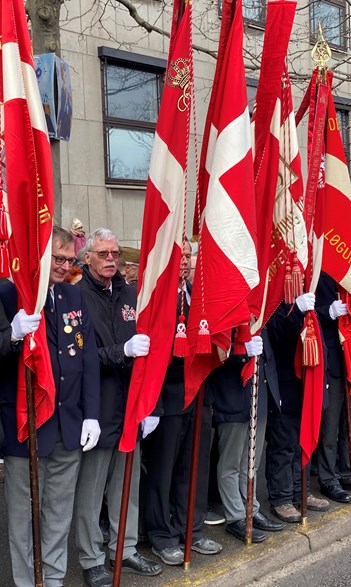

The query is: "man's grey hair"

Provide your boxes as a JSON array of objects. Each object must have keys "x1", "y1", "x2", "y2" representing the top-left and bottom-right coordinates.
[{"x1": 85, "y1": 228, "x2": 118, "y2": 251}]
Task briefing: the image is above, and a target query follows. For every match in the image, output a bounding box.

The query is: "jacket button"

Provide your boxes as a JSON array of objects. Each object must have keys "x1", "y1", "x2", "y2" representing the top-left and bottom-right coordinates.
[
  {"x1": 58, "y1": 402, "x2": 62, "y2": 407},
  {"x1": 264, "y1": 379, "x2": 267, "y2": 384},
  {"x1": 242, "y1": 358, "x2": 246, "y2": 363},
  {"x1": 60, "y1": 376, "x2": 64, "y2": 381},
  {"x1": 59, "y1": 350, "x2": 62, "y2": 355}
]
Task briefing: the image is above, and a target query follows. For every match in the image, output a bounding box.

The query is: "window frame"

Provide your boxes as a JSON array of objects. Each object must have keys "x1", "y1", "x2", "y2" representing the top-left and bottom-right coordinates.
[
  {"x1": 310, "y1": 0, "x2": 347, "y2": 51},
  {"x1": 98, "y1": 47, "x2": 166, "y2": 186}
]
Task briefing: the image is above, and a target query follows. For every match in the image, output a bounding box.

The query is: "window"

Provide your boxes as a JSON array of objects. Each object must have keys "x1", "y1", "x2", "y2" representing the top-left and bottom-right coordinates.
[
  {"x1": 310, "y1": 0, "x2": 347, "y2": 50},
  {"x1": 99, "y1": 48, "x2": 166, "y2": 185},
  {"x1": 218, "y1": 0, "x2": 266, "y2": 24}
]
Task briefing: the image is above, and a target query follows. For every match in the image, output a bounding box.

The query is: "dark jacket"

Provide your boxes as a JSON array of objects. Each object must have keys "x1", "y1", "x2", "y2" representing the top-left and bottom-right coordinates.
[
  {"x1": 207, "y1": 328, "x2": 280, "y2": 424},
  {"x1": 267, "y1": 302, "x2": 305, "y2": 416},
  {"x1": 79, "y1": 266, "x2": 137, "y2": 447},
  {"x1": 315, "y1": 272, "x2": 344, "y2": 380},
  {"x1": 159, "y1": 282, "x2": 194, "y2": 416},
  {"x1": 0, "y1": 279, "x2": 100, "y2": 457}
]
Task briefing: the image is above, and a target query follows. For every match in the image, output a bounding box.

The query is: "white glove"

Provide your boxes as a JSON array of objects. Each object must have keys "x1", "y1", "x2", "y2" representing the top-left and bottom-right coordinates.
[
  {"x1": 80, "y1": 419, "x2": 101, "y2": 452},
  {"x1": 296, "y1": 293, "x2": 315, "y2": 313},
  {"x1": 124, "y1": 334, "x2": 150, "y2": 358},
  {"x1": 11, "y1": 309, "x2": 42, "y2": 340},
  {"x1": 245, "y1": 336, "x2": 263, "y2": 357},
  {"x1": 141, "y1": 416, "x2": 160, "y2": 439},
  {"x1": 329, "y1": 300, "x2": 348, "y2": 320}
]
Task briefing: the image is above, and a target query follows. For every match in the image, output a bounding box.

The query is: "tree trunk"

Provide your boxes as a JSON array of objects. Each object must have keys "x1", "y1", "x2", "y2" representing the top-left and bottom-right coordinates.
[{"x1": 26, "y1": 0, "x2": 63, "y2": 223}]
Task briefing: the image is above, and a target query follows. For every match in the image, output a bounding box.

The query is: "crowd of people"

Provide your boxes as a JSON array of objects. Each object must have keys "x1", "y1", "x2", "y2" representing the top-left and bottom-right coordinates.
[{"x1": 0, "y1": 224, "x2": 350, "y2": 587}]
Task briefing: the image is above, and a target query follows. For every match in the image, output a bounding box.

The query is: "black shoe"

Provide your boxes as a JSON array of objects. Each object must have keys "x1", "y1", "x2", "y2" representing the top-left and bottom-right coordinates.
[
  {"x1": 110, "y1": 552, "x2": 162, "y2": 576},
  {"x1": 253, "y1": 511, "x2": 284, "y2": 532},
  {"x1": 83, "y1": 565, "x2": 112, "y2": 587},
  {"x1": 320, "y1": 484, "x2": 351, "y2": 503},
  {"x1": 226, "y1": 519, "x2": 266, "y2": 543}
]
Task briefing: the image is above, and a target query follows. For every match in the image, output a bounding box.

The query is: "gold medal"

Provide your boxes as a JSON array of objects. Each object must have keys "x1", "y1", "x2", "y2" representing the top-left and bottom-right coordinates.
[{"x1": 64, "y1": 325, "x2": 73, "y2": 334}]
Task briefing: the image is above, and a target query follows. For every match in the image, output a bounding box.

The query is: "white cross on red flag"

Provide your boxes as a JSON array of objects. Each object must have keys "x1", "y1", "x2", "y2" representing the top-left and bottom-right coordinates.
[
  {"x1": 184, "y1": 0, "x2": 259, "y2": 407},
  {"x1": 120, "y1": 0, "x2": 192, "y2": 452},
  {"x1": 1, "y1": 0, "x2": 55, "y2": 441}
]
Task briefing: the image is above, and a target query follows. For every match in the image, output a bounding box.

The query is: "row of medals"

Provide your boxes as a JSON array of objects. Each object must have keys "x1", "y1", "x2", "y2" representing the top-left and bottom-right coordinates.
[{"x1": 63, "y1": 316, "x2": 80, "y2": 357}]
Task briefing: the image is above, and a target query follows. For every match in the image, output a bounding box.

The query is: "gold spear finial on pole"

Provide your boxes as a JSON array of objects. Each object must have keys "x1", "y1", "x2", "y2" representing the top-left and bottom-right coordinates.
[{"x1": 311, "y1": 22, "x2": 331, "y2": 70}]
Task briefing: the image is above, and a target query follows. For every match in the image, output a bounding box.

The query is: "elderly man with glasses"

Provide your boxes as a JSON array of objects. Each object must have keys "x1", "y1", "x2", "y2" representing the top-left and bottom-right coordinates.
[
  {"x1": 0, "y1": 226, "x2": 101, "y2": 587},
  {"x1": 74, "y1": 228, "x2": 161, "y2": 587}
]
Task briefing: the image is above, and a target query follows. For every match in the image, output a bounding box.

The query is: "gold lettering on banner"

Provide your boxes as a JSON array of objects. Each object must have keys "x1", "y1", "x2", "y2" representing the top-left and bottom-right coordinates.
[
  {"x1": 268, "y1": 249, "x2": 288, "y2": 281},
  {"x1": 12, "y1": 257, "x2": 20, "y2": 272},
  {"x1": 166, "y1": 58, "x2": 191, "y2": 112},
  {"x1": 324, "y1": 228, "x2": 351, "y2": 263},
  {"x1": 328, "y1": 117, "x2": 340, "y2": 132},
  {"x1": 39, "y1": 203, "x2": 51, "y2": 225}
]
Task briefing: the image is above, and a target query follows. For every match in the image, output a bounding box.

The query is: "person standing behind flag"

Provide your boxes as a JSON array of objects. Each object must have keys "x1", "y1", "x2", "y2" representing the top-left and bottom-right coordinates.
[
  {"x1": 316, "y1": 272, "x2": 351, "y2": 503},
  {"x1": 206, "y1": 328, "x2": 283, "y2": 542},
  {"x1": 74, "y1": 228, "x2": 161, "y2": 587},
  {"x1": 266, "y1": 294, "x2": 330, "y2": 522},
  {"x1": 144, "y1": 240, "x2": 222, "y2": 566},
  {"x1": 0, "y1": 226, "x2": 101, "y2": 587}
]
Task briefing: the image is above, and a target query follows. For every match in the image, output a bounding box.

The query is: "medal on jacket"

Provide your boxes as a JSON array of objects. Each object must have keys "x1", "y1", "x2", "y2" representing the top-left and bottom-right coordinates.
[
  {"x1": 67, "y1": 343, "x2": 76, "y2": 356},
  {"x1": 62, "y1": 313, "x2": 72, "y2": 333}
]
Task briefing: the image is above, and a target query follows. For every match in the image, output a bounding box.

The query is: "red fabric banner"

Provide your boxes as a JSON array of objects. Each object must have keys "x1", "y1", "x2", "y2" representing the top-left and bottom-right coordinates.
[
  {"x1": 119, "y1": 0, "x2": 192, "y2": 452},
  {"x1": 1, "y1": 0, "x2": 55, "y2": 441},
  {"x1": 322, "y1": 90, "x2": 351, "y2": 292},
  {"x1": 248, "y1": 0, "x2": 297, "y2": 324},
  {"x1": 184, "y1": 0, "x2": 259, "y2": 407},
  {"x1": 295, "y1": 311, "x2": 324, "y2": 468}
]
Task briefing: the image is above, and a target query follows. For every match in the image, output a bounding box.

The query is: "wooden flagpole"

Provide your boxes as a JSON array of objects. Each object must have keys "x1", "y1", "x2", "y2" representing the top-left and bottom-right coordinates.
[
  {"x1": 26, "y1": 366, "x2": 44, "y2": 587},
  {"x1": 184, "y1": 383, "x2": 204, "y2": 569},
  {"x1": 112, "y1": 450, "x2": 134, "y2": 587}
]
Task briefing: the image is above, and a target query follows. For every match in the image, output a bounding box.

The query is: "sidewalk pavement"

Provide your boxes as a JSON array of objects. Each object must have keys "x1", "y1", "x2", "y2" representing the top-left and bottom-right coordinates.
[{"x1": 2, "y1": 462, "x2": 351, "y2": 587}]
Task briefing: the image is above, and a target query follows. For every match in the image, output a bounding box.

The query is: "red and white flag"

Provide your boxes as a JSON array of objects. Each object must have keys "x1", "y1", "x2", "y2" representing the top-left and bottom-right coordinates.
[
  {"x1": 1, "y1": 0, "x2": 55, "y2": 441},
  {"x1": 322, "y1": 89, "x2": 351, "y2": 291},
  {"x1": 119, "y1": 0, "x2": 192, "y2": 452},
  {"x1": 248, "y1": 0, "x2": 298, "y2": 328},
  {"x1": 240, "y1": 0, "x2": 299, "y2": 386},
  {"x1": 184, "y1": 0, "x2": 259, "y2": 407}
]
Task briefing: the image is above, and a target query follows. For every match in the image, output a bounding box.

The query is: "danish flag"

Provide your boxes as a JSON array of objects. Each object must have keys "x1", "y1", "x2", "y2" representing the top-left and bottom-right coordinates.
[
  {"x1": 120, "y1": 0, "x2": 192, "y2": 452},
  {"x1": 1, "y1": 0, "x2": 55, "y2": 441},
  {"x1": 248, "y1": 0, "x2": 298, "y2": 328},
  {"x1": 184, "y1": 0, "x2": 259, "y2": 407}
]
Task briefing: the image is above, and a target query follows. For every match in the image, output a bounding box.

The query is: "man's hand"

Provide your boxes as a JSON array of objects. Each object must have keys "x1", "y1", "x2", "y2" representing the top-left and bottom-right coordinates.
[
  {"x1": 296, "y1": 293, "x2": 315, "y2": 313},
  {"x1": 80, "y1": 419, "x2": 101, "y2": 452},
  {"x1": 329, "y1": 300, "x2": 348, "y2": 320},
  {"x1": 124, "y1": 334, "x2": 150, "y2": 358},
  {"x1": 141, "y1": 416, "x2": 160, "y2": 439},
  {"x1": 245, "y1": 336, "x2": 263, "y2": 358},
  {"x1": 11, "y1": 309, "x2": 42, "y2": 341}
]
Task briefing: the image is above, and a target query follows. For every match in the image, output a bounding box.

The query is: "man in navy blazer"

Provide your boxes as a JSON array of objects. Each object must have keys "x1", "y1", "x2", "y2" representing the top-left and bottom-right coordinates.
[{"x1": 0, "y1": 226, "x2": 101, "y2": 587}]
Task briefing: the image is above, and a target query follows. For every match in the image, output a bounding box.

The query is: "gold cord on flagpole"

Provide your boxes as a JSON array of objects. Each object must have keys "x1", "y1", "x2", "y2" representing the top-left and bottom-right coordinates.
[{"x1": 311, "y1": 22, "x2": 331, "y2": 78}]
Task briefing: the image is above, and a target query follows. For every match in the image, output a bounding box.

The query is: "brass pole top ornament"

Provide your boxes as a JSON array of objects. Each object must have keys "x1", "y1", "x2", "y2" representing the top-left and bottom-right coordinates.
[{"x1": 311, "y1": 23, "x2": 331, "y2": 71}]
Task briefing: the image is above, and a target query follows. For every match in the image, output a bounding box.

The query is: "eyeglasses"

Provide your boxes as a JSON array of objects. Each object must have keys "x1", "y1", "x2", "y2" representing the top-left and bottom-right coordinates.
[
  {"x1": 90, "y1": 250, "x2": 121, "y2": 260},
  {"x1": 52, "y1": 254, "x2": 77, "y2": 267}
]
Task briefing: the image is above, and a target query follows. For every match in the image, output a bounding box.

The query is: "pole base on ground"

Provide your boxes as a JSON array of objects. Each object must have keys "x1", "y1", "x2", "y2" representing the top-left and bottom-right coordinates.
[
  {"x1": 245, "y1": 538, "x2": 252, "y2": 546},
  {"x1": 301, "y1": 516, "x2": 307, "y2": 527},
  {"x1": 184, "y1": 561, "x2": 190, "y2": 571}
]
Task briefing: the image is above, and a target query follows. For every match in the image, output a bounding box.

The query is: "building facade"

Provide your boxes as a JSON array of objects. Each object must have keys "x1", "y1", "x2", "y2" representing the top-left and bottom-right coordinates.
[{"x1": 58, "y1": 0, "x2": 351, "y2": 245}]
